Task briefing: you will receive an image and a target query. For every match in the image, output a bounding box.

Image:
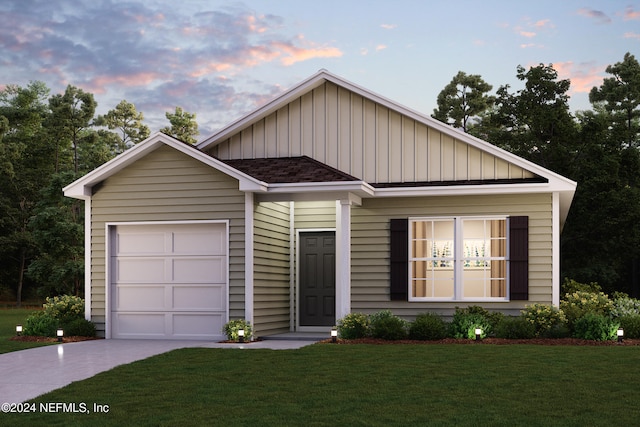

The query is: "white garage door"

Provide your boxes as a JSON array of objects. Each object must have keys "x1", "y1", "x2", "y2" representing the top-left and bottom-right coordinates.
[{"x1": 110, "y1": 223, "x2": 227, "y2": 340}]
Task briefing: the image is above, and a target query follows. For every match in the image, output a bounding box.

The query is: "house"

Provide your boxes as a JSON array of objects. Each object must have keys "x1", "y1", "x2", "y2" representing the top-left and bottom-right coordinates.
[{"x1": 63, "y1": 70, "x2": 577, "y2": 340}]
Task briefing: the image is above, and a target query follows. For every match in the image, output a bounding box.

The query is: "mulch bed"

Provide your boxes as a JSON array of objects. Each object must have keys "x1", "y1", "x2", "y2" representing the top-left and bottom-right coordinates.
[{"x1": 319, "y1": 337, "x2": 640, "y2": 346}]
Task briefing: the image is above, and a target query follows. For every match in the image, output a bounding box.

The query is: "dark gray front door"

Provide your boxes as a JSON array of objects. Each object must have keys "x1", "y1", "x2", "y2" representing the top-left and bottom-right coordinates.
[{"x1": 299, "y1": 231, "x2": 335, "y2": 326}]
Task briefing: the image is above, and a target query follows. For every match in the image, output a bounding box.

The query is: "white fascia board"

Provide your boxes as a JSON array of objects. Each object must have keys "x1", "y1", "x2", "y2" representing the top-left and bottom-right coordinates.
[
  {"x1": 266, "y1": 181, "x2": 375, "y2": 197},
  {"x1": 63, "y1": 132, "x2": 266, "y2": 199}
]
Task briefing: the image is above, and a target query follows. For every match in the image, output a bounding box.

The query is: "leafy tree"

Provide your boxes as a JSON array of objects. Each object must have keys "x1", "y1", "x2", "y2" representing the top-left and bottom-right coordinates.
[
  {"x1": 482, "y1": 64, "x2": 578, "y2": 175},
  {"x1": 160, "y1": 106, "x2": 199, "y2": 144},
  {"x1": 27, "y1": 172, "x2": 84, "y2": 296},
  {"x1": 0, "y1": 82, "x2": 53, "y2": 305},
  {"x1": 589, "y1": 52, "x2": 640, "y2": 148},
  {"x1": 95, "y1": 100, "x2": 150, "y2": 153},
  {"x1": 432, "y1": 71, "x2": 494, "y2": 132},
  {"x1": 48, "y1": 85, "x2": 97, "y2": 173}
]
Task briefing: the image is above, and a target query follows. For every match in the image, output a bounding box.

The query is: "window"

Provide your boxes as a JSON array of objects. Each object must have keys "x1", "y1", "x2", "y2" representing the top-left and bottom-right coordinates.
[{"x1": 409, "y1": 217, "x2": 507, "y2": 301}]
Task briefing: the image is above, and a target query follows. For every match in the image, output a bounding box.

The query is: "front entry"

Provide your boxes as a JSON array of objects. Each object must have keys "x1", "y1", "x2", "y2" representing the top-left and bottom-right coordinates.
[{"x1": 299, "y1": 231, "x2": 336, "y2": 326}]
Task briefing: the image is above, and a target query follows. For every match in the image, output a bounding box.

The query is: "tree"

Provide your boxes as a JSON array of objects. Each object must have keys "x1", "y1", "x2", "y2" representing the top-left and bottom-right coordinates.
[
  {"x1": 482, "y1": 64, "x2": 578, "y2": 175},
  {"x1": 48, "y1": 85, "x2": 97, "y2": 173},
  {"x1": 160, "y1": 106, "x2": 199, "y2": 144},
  {"x1": 589, "y1": 52, "x2": 640, "y2": 148},
  {"x1": 95, "y1": 100, "x2": 150, "y2": 153},
  {"x1": 0, "y1": 82, "x2": 52, "y2": 305},
  {"x1": 432, "y1": 71, "x2": 494, "y2": 133}
]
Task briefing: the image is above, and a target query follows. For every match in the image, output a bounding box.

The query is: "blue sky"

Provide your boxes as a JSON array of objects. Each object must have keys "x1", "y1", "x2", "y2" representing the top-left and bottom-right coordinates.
[{"x1": 1, "y1": 0, "x2": 638, "y2": 137}]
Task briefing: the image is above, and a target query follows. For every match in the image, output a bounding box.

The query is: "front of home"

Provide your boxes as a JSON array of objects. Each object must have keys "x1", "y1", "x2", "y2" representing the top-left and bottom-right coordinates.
[{"x1": 64, "y1": 70, "x2": 576, "y2": 340}]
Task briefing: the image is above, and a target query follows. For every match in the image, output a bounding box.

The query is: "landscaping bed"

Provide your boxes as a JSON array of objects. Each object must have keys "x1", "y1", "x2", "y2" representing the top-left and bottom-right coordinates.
[{"x1": 322, "y1": 337, "x2": 640, "y2": 346}]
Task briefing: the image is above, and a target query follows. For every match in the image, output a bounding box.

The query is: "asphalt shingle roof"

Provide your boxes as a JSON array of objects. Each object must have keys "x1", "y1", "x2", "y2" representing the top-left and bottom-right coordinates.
[{"x1": 220, "y1": 156, "x2": 360, "y2": 184}]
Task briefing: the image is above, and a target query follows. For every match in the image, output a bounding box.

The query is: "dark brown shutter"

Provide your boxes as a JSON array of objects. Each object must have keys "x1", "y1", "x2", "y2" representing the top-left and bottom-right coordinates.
[
  {"x1": 390, "y1": 219, "x2": 409, "y2": 301},
  {"x1": 509, "y1": 216, "x2": 529, "y2": 300}
]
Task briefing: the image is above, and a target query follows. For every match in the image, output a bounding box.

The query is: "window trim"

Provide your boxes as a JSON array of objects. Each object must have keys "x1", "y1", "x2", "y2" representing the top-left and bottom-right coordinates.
[{"x1": 408, "y1": 216, "x2": 509, "y2": 302}]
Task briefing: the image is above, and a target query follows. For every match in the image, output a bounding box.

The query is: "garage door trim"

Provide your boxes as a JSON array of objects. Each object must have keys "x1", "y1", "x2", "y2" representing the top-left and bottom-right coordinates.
[{"x1": 105, "y1": 220, "x2": 229, "y2": 339}]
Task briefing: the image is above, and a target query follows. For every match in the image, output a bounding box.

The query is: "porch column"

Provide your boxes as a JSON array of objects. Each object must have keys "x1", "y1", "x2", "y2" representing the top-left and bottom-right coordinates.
[
  {"x1": 335, "y1": 199, "x2": 352, "y2": 321},
  {"x1": 244, "y1": 193, "x2": 254, "y2": 325}
]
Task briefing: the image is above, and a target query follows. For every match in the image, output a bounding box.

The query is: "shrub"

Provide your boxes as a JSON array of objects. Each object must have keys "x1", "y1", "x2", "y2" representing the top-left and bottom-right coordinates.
[
  {"x1": 222, "y1": 319, "x2": 252, "y2": 342},
  {"x1": 42, "y1": 295, "x2": 85, "y2": 324},
  {"x1": 521, "y1": 303, "x2": 567, "y2": 337},
  {"x1": 369, "y1": 310, "x2": 408, "y2": 340},
  {"x1": 450, "y1": 307, "x2": 492, "y2": 339},
  {"x1": 63, "y1": 318, "x2": 97, "y2": 337},
  {"x1": 494, "y1": 317, "x2": 536, "y2": 339},
  {"x1": 409, "y1": 312, "x2": 448, "y2": 340},
  {"x1": 611, "y1": 295, "x2": 640, "y2": 319},
  {"x1": 573, "y1": 313, "x2": 619, "y2": 341},
  {"x1": 561, "y1": 278, "x2": 601, "y2": 295},
  {"x1": 23, "y1": 311, "x2": 58, "y2": 337},
  {"x1": 544, "y1": 322, "x2": 571, "y2": 339},
  {"x1": 337, "y1": 313, "x2": 369, "y2": 339},
  {"x1": 618, "y1": 315, "x2": 640, "y2": 339},
  {"x1": 561, "y1": 290, "x2": 613, "y2": 330}
]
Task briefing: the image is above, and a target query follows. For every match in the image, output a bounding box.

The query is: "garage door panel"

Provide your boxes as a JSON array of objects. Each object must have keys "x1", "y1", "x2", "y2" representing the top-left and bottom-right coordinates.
[
  {"x1": 117, "y1": 258, "x2": 166, "y2": 282},
  {"x1": 172, "y1": 313, "x2": 224, "y2": 337},
  {"x1": 173, "y1": 229, "x2": 226, "y2": 255},
  {"x1": 117, "y1": 232, "x2": 166, "y2": 255},
  {"x1": 173, "y1": 285, "x2": 225, "y2": 310},
  {"x1": 116, "y1": 285, "x2": 166, "y2": 310},
  {"x1": 113, "y1": 313, "x2": 166, "y2": 336},
  {"x1": 172, "y1": 257, "x2": 225, "y2": 283}
]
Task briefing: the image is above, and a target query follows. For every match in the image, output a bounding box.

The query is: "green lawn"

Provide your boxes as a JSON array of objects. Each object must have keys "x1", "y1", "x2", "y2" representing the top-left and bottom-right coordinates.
[
  {"x1": 0, "y1": 308, "x2": 53, "y2": 354},
  {"x1": 4, "y1": 343, "x2": 640, "y2": 426}
]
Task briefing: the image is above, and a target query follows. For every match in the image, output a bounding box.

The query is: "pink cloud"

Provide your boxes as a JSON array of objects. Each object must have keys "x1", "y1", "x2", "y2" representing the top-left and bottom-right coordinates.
[
  {"x1": 275, "y1": 38, "x2": 343, "y2": 66},
  {"x1": 85, "y1": 72, "x2": 164, "y2": 94},
  {"x1": 380, "y1": 24, "x2": 397, "y2": 30},
  {"x1": 623, "y1": 6, "x2": 640, "y2": 20},
  {"x1": 520, "y1": 31, "x2": 537, "y2": 38},
  {"x1": 534, "y1": 19, "x2": 553, "y2": 28},
  {"x1": 624, "y1": 32, "x2": 640, "y2": 39},
  {"x1": 375, "y1": 44, "x2": 387, "y2": 51},
  {"x1": 553, "y1": 61, "x2": 604, "y2": 93}
]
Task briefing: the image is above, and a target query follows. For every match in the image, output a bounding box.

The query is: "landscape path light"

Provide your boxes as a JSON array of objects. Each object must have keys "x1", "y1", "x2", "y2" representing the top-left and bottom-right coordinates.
[
  {"x1": 617, "y1": 328, "x2": 624, "y2": 343},
  {"x1": 57, "y1": 328, "x2": 64, "y2": 343},
  {"x1": 16, "y1": 324, "x2": 22, "y2": 336},
  {"x1": 474, "y1": 327, "x2": 482, "y2": 341},
  {"x1": 331, "y1": 328, "x2": 338, "y2": 343},
  {"x1": 238, "y1": 328, "x2": 245, "y2": 343}
]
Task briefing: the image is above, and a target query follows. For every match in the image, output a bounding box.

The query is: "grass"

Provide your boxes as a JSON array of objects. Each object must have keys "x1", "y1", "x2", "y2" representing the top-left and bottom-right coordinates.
[
  {"x1": 4, "y1": 344, "x2": 640, "y2": 426},
  {"x1": 0, "y1": 308, "x2": 54, "y2": 354}
]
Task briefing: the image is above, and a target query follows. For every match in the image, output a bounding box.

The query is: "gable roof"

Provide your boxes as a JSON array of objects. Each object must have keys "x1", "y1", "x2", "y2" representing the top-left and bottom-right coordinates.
[{"x1": 63, "y1": 133, "x2": 269, "y2": 199}]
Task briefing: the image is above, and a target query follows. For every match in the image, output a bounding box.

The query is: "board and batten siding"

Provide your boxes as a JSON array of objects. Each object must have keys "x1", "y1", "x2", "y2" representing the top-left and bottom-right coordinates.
[
  {"x1": 89, "y1": 145, "x2": 246, "y2": 336},
  {"x1": 209, "y1": 81, "x2": 535, "y2": 184},
  {"x1": 350, "y1": 193, "x2": 553, "y2": 318},
  {"x1": 253, "y1": 201, "x2": 291, "y2": 336}
]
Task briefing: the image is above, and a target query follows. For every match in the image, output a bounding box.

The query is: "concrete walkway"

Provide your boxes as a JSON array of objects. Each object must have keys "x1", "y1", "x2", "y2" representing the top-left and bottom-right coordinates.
[{"x1": 0, "y1": 339, "x2": 319, "y2": 404}]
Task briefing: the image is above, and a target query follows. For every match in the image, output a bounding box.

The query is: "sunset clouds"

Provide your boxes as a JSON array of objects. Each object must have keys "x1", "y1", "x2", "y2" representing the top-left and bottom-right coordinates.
[{"x1": 0, "y1": 1, "x2": 636, "y2": 136}]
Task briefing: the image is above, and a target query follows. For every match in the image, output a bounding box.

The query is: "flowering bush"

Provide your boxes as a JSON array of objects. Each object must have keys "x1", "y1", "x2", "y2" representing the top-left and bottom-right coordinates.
[
  {"x1": 222, "y1": 319, "x2": 252, "y2": 342},
  {"x1": 42, "y1": 295, "x2": 85, "y2": 324},
  {"x1": 560, "y1": 290, "x2": 613, "y2": 330},
  {"x1": 618, "y1": 315, "x2": 640, "y2": 339},
  {"x1": 521, "y1": 303, "x2": 567, "y2": 337},
  {"x1": 611, "y1": 294, "x2": 640, "y2": 319},
  {"x1": 336, "y1": 312, "x2": 369, "y2": 339}
]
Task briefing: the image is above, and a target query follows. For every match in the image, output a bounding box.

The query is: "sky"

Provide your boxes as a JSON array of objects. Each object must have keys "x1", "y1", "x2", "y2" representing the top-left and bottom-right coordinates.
[{"x1": 1, "y1": 0, "x2": 638, "y2": 139}]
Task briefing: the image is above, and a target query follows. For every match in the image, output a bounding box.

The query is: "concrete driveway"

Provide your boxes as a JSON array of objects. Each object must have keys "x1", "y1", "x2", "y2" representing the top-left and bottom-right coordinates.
[{"x1": 0, "y1": 339, "x2": 318, "y2": 404}]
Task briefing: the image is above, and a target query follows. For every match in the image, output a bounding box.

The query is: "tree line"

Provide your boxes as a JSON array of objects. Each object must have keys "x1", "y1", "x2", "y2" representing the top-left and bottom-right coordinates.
[
  {"x1": 433, "y1": 52, "x2": 640, "y2": 297},
  {"x1": 0, "y1": 84, "x2": 198, "y2": 305},
  {"x1": 1, "y1": 52, "x2": 638, "y2": 305}
]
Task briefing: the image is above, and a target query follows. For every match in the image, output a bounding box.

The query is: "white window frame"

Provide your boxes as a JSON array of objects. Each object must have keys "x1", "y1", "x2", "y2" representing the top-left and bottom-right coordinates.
[{"x1": 408, "y1": 216, "x2": 509, "y2": 302}]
